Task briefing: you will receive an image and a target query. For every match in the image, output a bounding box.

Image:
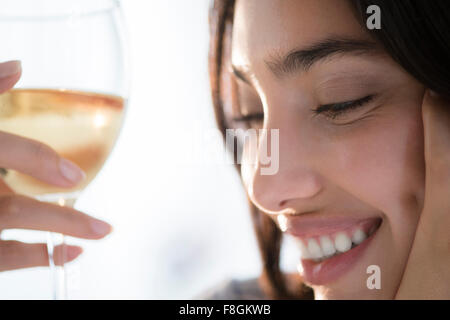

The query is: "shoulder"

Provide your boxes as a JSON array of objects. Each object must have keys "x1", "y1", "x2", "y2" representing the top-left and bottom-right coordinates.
[{"x1": 195, "y1": 278, "x2": 267, "y2": 300}]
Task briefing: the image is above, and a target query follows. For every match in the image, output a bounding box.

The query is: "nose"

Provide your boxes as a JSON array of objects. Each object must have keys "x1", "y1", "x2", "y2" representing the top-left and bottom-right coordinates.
[{"x1": 243, "y1": 116, "x2": 323, "y2": 214}]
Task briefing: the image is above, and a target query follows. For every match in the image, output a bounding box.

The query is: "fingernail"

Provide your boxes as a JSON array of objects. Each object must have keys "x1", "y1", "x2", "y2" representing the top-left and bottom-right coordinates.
[
  {"x1": 90, "y1": 219, "x2": 112, "y2": 236},
  {"x1": 65, "y1": 246, "x2": 83, "y2": 261},
  {"x1": 0, "y1": 60, "x2": 21, "y2": 78},
  {"x1": 59, "y1": 158, "x2": 86, "y2": 184}
]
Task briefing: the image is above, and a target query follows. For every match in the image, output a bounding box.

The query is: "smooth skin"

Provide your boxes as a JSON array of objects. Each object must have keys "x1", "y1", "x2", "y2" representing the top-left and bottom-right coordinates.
[
  {"x1": 0, "y1": 60, "x2": 112, "y2": 272},
  {"x1": 395, "y1": 91, "x2": 450, "y2": 299},
  {"x1": 231, "y1": 0, "x2": 449, "y2": 299}
]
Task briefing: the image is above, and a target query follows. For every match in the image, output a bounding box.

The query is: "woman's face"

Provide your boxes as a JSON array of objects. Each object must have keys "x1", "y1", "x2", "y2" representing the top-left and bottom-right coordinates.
[{"x1": 230, "y1": 0, "x2": 426, "y2": 299}]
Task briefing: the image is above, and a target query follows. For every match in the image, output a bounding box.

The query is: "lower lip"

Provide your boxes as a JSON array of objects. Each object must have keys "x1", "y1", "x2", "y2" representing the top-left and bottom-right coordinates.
[{"x1": 299, "y1": 225, "x2": 380, "y2": 286}]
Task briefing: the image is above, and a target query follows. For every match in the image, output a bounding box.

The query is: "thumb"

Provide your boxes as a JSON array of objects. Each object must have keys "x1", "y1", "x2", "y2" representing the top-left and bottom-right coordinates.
[
  {"x1": 421, "y1": 89, "x2": 450, "y2": 223},
  {"x1": 0, "y1": 60, "x2": 21, "y2": 93}
]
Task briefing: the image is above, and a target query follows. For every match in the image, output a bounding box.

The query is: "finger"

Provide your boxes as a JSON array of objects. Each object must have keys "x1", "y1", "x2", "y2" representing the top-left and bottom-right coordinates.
[
  {"x1": 0, "y1": 195, "x2": 112, "y2": 239},
  {"x1": 0, "y1": 61, "x2": 21, "y2": 93},
  {"x1": 422, "y1": 90, "x2": 450, "y2": 205},
  {"x1": 420, "y1": 90, "x2": 450, "y2": 249},
  {"x1": 0, "y1": 131, "x2": 85, "y2": 188},
  {"x1": 0, "y1": 240, "x2": 82, "y2": 272}
]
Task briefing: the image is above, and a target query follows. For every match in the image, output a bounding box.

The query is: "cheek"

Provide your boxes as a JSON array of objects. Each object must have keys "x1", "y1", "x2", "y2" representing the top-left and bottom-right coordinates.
[{"x1": 327, "y1": 105, "x2": 425, "y2": 227}]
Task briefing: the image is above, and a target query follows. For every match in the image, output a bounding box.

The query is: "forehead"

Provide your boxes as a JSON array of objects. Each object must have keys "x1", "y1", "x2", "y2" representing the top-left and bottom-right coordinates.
[{"x1": 231, "y1": 0, "x2": 368, "y2": 69}]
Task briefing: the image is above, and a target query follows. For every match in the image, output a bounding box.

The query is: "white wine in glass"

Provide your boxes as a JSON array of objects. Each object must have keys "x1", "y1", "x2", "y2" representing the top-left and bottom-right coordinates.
[
  {"x1": 0, "y1": 0, "x2": 129, "y2": 299},
  {"x1": 0, "y1": 89, "x2": 125, "y2": 196}
]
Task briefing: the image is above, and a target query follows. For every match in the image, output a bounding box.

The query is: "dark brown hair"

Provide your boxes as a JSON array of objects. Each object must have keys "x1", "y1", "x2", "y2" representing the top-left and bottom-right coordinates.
[{"x1": 208, "y1": 0, "x2": 450, "y2": 299}]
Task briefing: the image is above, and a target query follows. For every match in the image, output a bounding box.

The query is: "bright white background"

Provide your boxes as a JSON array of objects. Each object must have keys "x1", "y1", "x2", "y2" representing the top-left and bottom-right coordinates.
[
  {"x1": 0, "y1": 0, "x2": 299, "y2": 299},
  {"x1": 0, "y1": 0, "x2": 261, "y2": 299}
]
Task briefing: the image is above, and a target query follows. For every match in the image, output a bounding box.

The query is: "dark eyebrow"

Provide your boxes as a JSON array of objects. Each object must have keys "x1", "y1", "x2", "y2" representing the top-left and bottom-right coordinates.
[{"x1": 265, "y1": 37, "x2": 380, "y2": 77}]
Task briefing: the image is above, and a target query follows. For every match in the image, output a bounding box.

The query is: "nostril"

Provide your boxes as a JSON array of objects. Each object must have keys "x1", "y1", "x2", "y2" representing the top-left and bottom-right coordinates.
[{"x1": 279, "y1": 199, "x2": 287, "y2": 207}]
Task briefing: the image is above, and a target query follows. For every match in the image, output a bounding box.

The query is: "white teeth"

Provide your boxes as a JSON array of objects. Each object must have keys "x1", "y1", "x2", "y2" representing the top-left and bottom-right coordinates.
[
  {"x1": 351, "y1": 228, "x2": 367, "y2": 245},
  {"x1": 295, "y1": 224, "x2": 376, "y2": 262},
  {"x1": 334, "y1": 232, "x2": 352, "y2": 253},
  {"x1": 297, "y1": 239, "x2": 311, "y2": 259},
  {"x1": 307, "y1": 239, "x2": 323, "y2": 259},
  {"x1": 319, "y1": 235, "x2": 336, "y2": 257}
]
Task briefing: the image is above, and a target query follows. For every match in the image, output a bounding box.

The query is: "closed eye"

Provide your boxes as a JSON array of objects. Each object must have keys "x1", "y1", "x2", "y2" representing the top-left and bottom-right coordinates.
[
  {"x1": 232, "y1": 113, "x2": 264, "y2": 122},
  {"x1": 232, "y1": 95, "x2": 375, "y2": 123},
  {"x1": 312, "y1": 94, "x2": 375, "y2": 120}
]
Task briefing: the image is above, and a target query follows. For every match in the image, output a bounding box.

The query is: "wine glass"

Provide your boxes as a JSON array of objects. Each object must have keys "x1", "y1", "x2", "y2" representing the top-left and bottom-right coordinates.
[{"x1": 0, "y1": 0, "x2": 129, "y2": 299}]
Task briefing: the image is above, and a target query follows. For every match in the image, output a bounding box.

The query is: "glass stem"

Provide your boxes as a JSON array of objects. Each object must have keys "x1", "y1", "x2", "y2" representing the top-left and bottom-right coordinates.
[
  {"x1": 46, "y1": 197, "x2": 77, "y2": 300},
  {"x1": 47, "y1": 231, "x2": 66, "y2": 300}
]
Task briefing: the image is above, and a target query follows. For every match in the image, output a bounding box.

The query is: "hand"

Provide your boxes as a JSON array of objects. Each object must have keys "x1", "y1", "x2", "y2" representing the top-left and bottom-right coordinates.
[
  {"x1": 0, "y1": 61, "x2": 112, "y2": 272},
  {"x1": 395, "y1": 90, "x2": 450, "y2": 299}
]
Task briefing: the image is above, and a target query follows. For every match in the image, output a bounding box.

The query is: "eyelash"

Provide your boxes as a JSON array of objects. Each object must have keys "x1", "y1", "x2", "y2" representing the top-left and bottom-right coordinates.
[
  {"x1": 233, "y1": 94, "x2": 374, "y2": 123},
  {"x1": 232, "y1": 113, "x2": 264, "y2": 123},
  {"x1": 312, "y1": 95, "x2": 374, "y2": 120}
]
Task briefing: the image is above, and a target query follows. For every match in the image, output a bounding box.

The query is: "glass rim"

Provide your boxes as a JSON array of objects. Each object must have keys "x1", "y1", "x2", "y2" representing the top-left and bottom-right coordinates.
[{"x1": 0, "y1": 0, "x2": 121, "y2": 20}]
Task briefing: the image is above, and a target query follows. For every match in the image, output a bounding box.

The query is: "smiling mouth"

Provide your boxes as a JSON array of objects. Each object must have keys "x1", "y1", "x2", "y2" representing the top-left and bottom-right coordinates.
[{"x1": 289, "y1": 217, "x2": 382, "y2": 263}]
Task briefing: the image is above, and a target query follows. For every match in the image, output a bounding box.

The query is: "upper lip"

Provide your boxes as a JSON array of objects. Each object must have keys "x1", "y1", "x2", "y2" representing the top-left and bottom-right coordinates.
[{"x1": 278, "y1": 213, "x2": 382, "y2": 239}]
